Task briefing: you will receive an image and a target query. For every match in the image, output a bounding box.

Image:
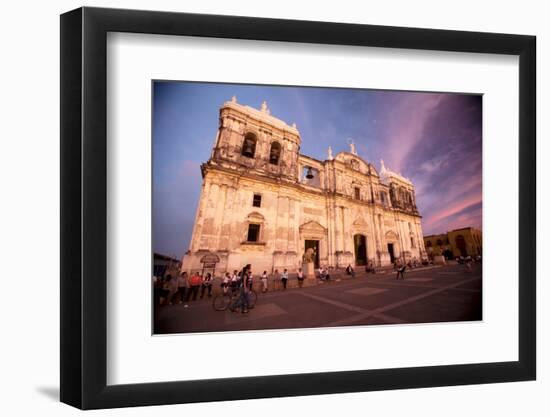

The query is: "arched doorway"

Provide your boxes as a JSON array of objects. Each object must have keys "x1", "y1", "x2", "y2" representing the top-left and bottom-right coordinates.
[
  {"x1": 353, "y1": 234, "x2": 368, "y2": 266},
  {"x1": 385, "y1": 230, "x2": 400, "y2": 264},
  {"x1": 455, "y1": 235, "x2": 467, "y2": 256}
]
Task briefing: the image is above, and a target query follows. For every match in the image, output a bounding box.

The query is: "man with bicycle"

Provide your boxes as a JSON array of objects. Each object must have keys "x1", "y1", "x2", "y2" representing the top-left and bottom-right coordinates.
[{"x1": 230, "y1": 264, "x2": 251, "y2": 314}]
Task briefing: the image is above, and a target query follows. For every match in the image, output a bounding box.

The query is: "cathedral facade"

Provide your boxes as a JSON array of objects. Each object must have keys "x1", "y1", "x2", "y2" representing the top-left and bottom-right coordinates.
[{"x1": 181, "y1": 97, "x2": 427, "y2": 275}]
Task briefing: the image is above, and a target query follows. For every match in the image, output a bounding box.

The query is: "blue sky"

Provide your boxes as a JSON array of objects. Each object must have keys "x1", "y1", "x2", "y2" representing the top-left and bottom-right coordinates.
[{"x1": 153, "y1": 81, "x2": 482, "y2": 258}]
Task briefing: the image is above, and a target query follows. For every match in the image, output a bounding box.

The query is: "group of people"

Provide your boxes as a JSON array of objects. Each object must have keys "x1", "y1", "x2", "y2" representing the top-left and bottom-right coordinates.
[
  {"x1": 156, "y1": 262, "x2": 376, "y2": 308},
  {"x1": 153, "y1": 271, "x2": 213, "y2": 306},
  {"x1": 221, "y1": 268, "x2": 257, "y2": 294}
]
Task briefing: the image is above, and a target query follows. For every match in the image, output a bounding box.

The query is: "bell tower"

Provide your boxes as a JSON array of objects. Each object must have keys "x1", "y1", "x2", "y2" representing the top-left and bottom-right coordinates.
[{"x1": 209, "y1": 97, "x2": 301, "y2": 182}]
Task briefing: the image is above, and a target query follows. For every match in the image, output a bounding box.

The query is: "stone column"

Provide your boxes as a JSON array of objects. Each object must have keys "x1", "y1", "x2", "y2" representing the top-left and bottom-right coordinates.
[
  {"x1": 326, "y1": 199, "x2": 335, "y2": 267},
  {"x1": 273, "y1": 194, "x2": 288, "y2": 270},
  {"x1": 342, "y1": 206, "x2": 351, "y2": 254},
  {"x1": 415, "y1": 222, "x2": 425, "y2": 255},
  {"x1": 378, "y1": 214, "x2": 386, "y2": 248},
  {"x1": 286, "y1": 197, "x2": 297, "y2": 269},
  {"x1": 287, "y1": 198, "x2": 296, "y2": 252}
]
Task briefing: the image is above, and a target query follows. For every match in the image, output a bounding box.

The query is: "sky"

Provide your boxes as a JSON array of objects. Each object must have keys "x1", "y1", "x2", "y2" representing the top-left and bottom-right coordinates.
[{"x1": 153, "y1": 81, "x2": 482, "y2": 258}]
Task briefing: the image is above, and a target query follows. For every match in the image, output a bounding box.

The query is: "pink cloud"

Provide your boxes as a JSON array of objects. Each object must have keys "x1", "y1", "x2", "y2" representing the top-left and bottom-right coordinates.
[
  {"x1": 423, "y1": 194, "x2": 481, "y2": 229},
  {"x1": 384, "y1": 94, "x2": 444, "y2": 172}
]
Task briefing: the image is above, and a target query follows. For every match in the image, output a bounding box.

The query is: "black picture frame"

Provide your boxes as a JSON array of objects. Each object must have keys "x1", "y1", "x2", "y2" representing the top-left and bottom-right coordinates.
[{"x1": 60, "y1": 6, "x2": 536, "y2": 410}]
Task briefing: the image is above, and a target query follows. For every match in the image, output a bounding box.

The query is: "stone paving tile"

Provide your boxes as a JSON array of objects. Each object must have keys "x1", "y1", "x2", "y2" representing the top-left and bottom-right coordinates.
[
  {"x1": 406, "y1": 278, "x2": 434, "y2": 282},
  {"x1": 453, "y1": 278, "x2": 482, "y2": 291},
  {"x1": 345, "y1": 287, "x2": 389, "y2": 296},
  {"x1": 224, "y1": 303, "x2": 286, "y2": 325},
  {"x1": 384, "y1": 289, "x2": 482, "y2": 323}
]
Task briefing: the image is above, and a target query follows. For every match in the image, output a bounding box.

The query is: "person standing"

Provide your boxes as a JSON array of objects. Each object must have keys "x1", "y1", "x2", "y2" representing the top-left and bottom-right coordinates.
[
  {"x1": 465, "y1": 256, "x2": 473, "y2": 272},
  {"x1": 281, "y1": 269, "x2": 288, "y2": 290},
  {"x1": 222, "y1": 272, "x2": 231, "y2": 294},
  {"x1": 230, "y1": 270, "x2": 239, "y2": 295},
  {"x1": 188, "y1": 272, "x2": 202, "y2": 300},
  {"x1": 297, "y1": 268, "x2": 304, "y2": 288},
  {"x1": 176, "y1": 272, "x2": 188, "y2": 304},
  {"x1": 164, "y1": 274, "x2": 178, "y2": 305},
  {"x1": 200, "y1": 272, "x2": 213, "y2": 298},
  {"x1": 247, "y1": 269, "x2": 254, "y2": 291},
  {"x1": 273, "y1": 269, "x2": 280, "y2": 290},
  {"x1": 153, "y1": 275, "x2": 164, "y2": 307},
  {"x1": 261, "y1": 270, "x2": 268, "y2": 292}
]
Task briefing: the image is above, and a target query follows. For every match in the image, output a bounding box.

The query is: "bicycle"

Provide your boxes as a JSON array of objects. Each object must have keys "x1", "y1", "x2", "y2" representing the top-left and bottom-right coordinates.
[{"x1": 212, "y1": 287, "x2": 257, "y2": 311}]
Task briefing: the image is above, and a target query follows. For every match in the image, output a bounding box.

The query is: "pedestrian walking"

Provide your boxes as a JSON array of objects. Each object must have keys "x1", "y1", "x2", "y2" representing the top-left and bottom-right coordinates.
[
  {"x1": 176, "y1": 272, "x2": 188, "y2": 304},
  {"x1": 261, "y1": 271, "x2": 268, "y2": 293},
  {"x1": 297, "y1": 268, "x2": 304, "y2": 288},
  {"x1": 281, "y1": 268, "x2": 288, "y2": 290},
  {"x1": 395, "y1": 262, "x2": 406, "y2": 280}
]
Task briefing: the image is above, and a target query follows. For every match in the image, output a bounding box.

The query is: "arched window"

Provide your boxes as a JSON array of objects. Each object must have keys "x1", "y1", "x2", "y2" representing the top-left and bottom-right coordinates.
[
  {"x1": 269, "y1": 141, "x2": 281, "y2": 165},
  {"x1": 241, "y1": 133, "x2": 257, "y2": 158},
  {"x1": 245, "y1": 212, "x2": 265, "y2": 243}
]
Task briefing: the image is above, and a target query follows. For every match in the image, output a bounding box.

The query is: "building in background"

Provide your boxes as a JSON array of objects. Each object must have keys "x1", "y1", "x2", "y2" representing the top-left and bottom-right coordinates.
[
  {"x1": 424, "y1": 227, "x2": 482, "y2": 259},
  {"x1": 153, "y1": 253, "x2": 182, "y2": 279},
  {"x1": 182, "y1": 97, "x2": 427, "y2": 274}
]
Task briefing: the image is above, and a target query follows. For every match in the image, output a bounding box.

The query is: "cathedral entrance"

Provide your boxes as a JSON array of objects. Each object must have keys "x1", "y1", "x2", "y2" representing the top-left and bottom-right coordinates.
[
  {"x1": 387, "y1": 243, "x2": 396, "y2": 263},
  {"x1": 353, "y1": 234, "x2": 367, "y2": 266},
  {"x1": 304, "y1": 240, "x2": 320, "y2": 268}
]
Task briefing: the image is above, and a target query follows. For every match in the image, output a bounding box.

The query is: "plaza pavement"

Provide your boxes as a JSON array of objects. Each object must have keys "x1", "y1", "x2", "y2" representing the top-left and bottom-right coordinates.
[{"x1": 154, "y1": 263, "x2": 482, "y2": 334}]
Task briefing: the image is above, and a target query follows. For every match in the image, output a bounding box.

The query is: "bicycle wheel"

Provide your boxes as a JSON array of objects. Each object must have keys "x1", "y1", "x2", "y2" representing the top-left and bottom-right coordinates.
[
  {"x1": 213, "y1": 293, "x2": 231, "y2": 311},
  {"x1": 247, "y1": 291, "x2": 258, "y2": 309}
]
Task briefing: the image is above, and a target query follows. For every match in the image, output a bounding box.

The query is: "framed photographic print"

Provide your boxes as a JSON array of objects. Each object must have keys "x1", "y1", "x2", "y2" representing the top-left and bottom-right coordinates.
[{"x1": 60, "y1": 6, "x2": 536, "y2": 409}]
